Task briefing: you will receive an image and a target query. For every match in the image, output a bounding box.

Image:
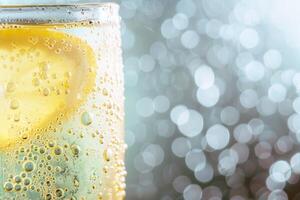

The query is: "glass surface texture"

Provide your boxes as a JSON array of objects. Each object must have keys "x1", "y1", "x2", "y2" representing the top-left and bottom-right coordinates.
[{"x1": 0, "y1": 3, "x2": 125, "y2": 200}]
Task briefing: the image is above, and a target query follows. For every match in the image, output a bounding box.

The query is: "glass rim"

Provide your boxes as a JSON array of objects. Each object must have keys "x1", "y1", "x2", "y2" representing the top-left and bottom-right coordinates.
[
  {"x1": 0, "y1": 2, "x2": 118, "y2": 8},
  {"x1": 0, "y1": 2, "x2": 119, "y2": 25}
]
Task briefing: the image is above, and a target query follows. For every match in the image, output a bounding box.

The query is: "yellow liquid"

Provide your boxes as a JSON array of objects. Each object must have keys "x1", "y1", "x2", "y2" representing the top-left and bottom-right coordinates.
[{"x1": 0, "y1": 22, "x2": 125, "y2": 200}]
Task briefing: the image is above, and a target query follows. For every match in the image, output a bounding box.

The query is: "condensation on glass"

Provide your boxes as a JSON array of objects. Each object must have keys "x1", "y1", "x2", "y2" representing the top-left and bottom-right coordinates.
[{"x1": 0, "y1": 3, "x2": 125, "y2": 200}]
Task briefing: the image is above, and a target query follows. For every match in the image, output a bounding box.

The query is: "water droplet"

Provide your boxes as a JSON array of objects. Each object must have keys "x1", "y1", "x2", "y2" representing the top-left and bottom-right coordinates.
[{"x1": 4, "y1": 182, "x2": 13, "y2": 192}]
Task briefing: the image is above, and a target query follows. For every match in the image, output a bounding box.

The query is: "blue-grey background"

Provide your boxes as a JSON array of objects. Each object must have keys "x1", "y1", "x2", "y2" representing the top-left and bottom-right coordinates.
[{"x1": 3, "y1": 0, "x2": 300, "y2": 200}]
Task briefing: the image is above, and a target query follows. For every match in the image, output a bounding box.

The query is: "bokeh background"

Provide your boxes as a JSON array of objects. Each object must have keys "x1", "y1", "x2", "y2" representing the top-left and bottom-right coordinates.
[{"x1": 3, "y1": 0, "x2": 300, "y2": 199}]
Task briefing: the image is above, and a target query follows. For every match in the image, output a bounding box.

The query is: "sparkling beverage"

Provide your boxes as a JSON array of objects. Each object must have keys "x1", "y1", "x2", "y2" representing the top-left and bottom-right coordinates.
[{"x1": 0, "y1": 3, "x2": 125, "y2": 200}]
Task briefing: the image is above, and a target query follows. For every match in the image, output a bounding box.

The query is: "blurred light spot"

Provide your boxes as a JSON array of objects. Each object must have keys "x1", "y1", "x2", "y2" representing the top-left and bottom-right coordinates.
[
  {"x1": 172, "y1": 137, "x2": 192, "y2": 158},
  {"x1": 194, "y1": 163, "x2": 214, "y2": 183},
  {"x1": 150, "y1": 41, "x2": 167, "y2": 60},
  {"x1": 245, "y1": 61, "x2": 265, "y2": 82},
  {"x1": 263, "y1": 49, "x2": 282, "y2": 69},
  {"x1": 206, "y1": 124, "x2": 230, "y2": 150},
  {"x1": 154, "y1": 95, "x2": 170, "y2": 113},
  {"x1": 270, "y1": 160, "x2": 291, "y2": 183},
  {"x1": 178, "y1": 110, "x2": 203, "y2": 137},
  {"x1": 136, "y1": 97, "x2": 154, "y2": 117},
  {"x1": 125, "y1": 130, "x2": 136, "y2": 147},
  {"x1": 268, "y1": 190, "x2": 288, "y2": 200},
  {"x1": 239, "y1": 28, "x2": 259, "y2": 49},
  {"x1": 170, "y1": 105, "x2": 189, "y2": 125},
  {"x1": 220, "y1": 106, "x2": 240, "y2": 126},
  {"x1": 139, "y1": 54, "x2": 156, "y2": 72},
  {"x1": 293, "y1": 97, "x2": 300, "y2": 113},
  {"x1": 125, "y1": 70, "x2": 138, "y2": 87},
  {"x1": 172, "y1": 13, "x2": 189, "y2": 30},
  {"x1": 231, "y1": 143, "x2": 249, "y2": 164},
  {"x1": 173, "y1": 176, "x2": 191, "y2": 193},
  {"x1": 143, "y1": 144, "x2": 165, "y2": 167},
  {"x1": 268, "y1": 83, "x2": 287, "y2": 103},
  {"x1": 218, "y1": 149, "x2": 238, "y2": 176},
  {"x1": 248, "y1": 118, "x2": 264, "y2": 136},
  {"x1": 255, "y1": 142, "x2": 272, "y2": 159},
  {"x1": 161, "y1": 19, "x2": 180, "y2": 39},
  {"x1": 197, "y1": 85, "x2": 220, "y2": 107},
  {"x1": 176, "y1": 0, "x2": 197, "y2": 18},
  {"x1": 201, "y1": 186, "x2": 223, "y2": 200},
  {"x1": 240, "y1": 89, "x2": 258, "y2": 109},
  {"x1": 256, "y1": 96, "x2": 276, "y2": 116},
  {"x1": 181, "y1": 30, "x2": 200, "y2": 49},
  {"x1": 183, "y1": 184, "x2": 203, "y2": 200},
  {"x1": 233, "y1": 124, "x2": 253, "y2": 143},
  {"x1": 290, "y1": 153, "x2": 300, "y2": 174},
  {"x1": 194, "y1": 65, "x2": 215, "y2": 89},
  {"x1": 185, "y1": 149, "x2": 206, "y2": 171},
  {"x1": 205, "y1": 19, "x2": 222, "y2": 39}
]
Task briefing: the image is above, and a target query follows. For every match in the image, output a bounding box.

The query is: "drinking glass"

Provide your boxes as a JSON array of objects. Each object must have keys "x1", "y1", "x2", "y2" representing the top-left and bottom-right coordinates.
[{"x1": 0, "y1": 3, "x2": 125, "y2": 200}]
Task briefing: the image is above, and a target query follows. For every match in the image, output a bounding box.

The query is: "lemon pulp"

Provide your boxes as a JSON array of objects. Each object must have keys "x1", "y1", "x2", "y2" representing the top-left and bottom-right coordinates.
[{"x1": 0, "y1": 27, "x2": 96, "y2": 148}]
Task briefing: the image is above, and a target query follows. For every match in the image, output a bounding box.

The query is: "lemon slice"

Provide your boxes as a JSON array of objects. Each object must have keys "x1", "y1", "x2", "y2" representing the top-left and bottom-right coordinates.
[{"x1": 0, "y1": 27, "x2": 96, "y2": 148}]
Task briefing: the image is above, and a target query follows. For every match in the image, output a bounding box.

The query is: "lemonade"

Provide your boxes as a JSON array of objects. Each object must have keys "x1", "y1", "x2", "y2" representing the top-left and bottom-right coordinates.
[{"x1": 0, "y1": 3, "x2": 125, "y2": 200}]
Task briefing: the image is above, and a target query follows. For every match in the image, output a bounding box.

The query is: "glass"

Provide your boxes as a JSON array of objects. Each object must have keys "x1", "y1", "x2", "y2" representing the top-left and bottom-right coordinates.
[{"x1": 0, "y1": 3, "x2": 125, "y2": 200}]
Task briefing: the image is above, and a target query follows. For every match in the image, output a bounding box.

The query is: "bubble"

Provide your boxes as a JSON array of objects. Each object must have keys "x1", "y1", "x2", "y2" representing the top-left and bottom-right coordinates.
[
  {"x1": 178, "y1": 110, "x2": 204, "y2": 137},
  {"x1": 194, "y1": 65, "x2": 215, "y2": 89},
  {"x1": 183, "y1": 184, "x2": 203, "y2": 200},
  {"x1": 290, "y1": 153, "x2": 300, "y2": 174},
  {"x1": 181, "y1": 30, "x2": 200, "y2": 49},
  {"x1": 136, "y1": 97, "x2": 154, "y2": 117},
  {"x1": 71, "y1": 144, "x2": 80, "y2": 157},
  {"x1": 268, "y1": 83, "x2": 287, "y2": 103},
  {"x1": 239, "y1": 89, "x2": 258, "y2": 109},
  {"x1": 56, "y1": 188, "x2": 65, "y2": 198},
  {"x1": 206, "y1": 124, "x2": 230, "y2": 150},
  {"x1": 103, "y1": 148, "x2": 113, "y2": 162},
  {"x1": 153, "y1": 95, "x2": 170, "y2": 113},
  {"x1": 14, "y1": 175, "x2": 21, "y2": 183},
  {"x1": 263, "y1": 49, "x2": 282, "y2": 69},
  {"x1": 43, "y1": 88, "x2": 50, "y2": 96},
  {"x1": 6, "y1": 81, "x2": 16, "y2": 93},
  {"x1": 197, "y1": 85, "x2": 220, "y2": 107},
  {"x1": 161, "y1": 19, "x2": 180, "y2": 39},
  {"x1": 23, "y1": 161, "x2": 35, "y2": 172},
  {"x1": 171, "y1": 137, "x2": 192, "y2": 158},
  {"x1": 220, "y1": 106, "x2": 240, "y2": 126},
  {"x1": 14, "y1": 184, "x2": 21, "y2": 191},
  {"x1": 23, "y1": 178, "x2": 31, "y2": 186},
  {"x1": 54, "y1": 146, "x2": 63, "y2": 155},
  {"x1": 172, "y1": 13, "x2": 189, "y2": 30},
  {"x1": 239, "y1": 28, "x2": 259, "y2": 49},
  {"x1": 185, "y1": 149, "x2": 206, "y2": 171},
  {"x1": 139, "y1": 54, "x2": 156, "y2": 72},
  {"x1": 4, "y1": 182, "x2": 13, "y2": 192},
  {"x1": 233, "y1": 124, "x2": 253, "y2": 143},
  {"x1": 172, "y1": 176, "x2": 191, "y2": 193},
  {"x1": 10, "y1": 99, "x2": 19, "y2": 110},
  {"x1": 194, "y1": 163, "x2": 214, "y2": 183},
  {"x1": 270, "y1": 160, "x2": 291, "y2": 182},
  {"x1": 81, "y1": 111, "x2": 93, "y2": 126},
  {"x1": 245, "y1": 61, "x2": 265, "y2": 82}
]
